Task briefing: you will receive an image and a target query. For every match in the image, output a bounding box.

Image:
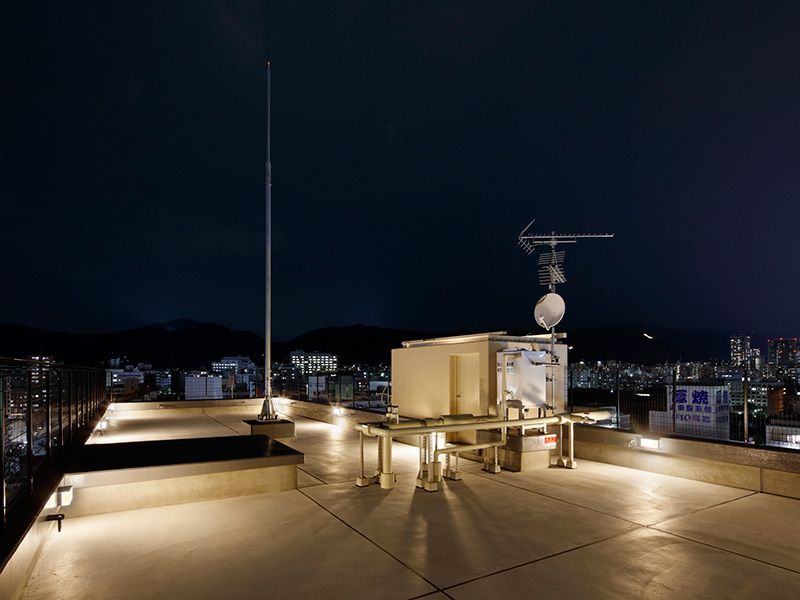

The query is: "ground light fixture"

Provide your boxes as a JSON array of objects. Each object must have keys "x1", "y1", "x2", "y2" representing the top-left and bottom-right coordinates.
[
  {"x1": 632, "y1": 435, "x2": 661, "y2": 450},
  {"x1": 57, "y1": 485, "x2": 74, "y2": 507}
]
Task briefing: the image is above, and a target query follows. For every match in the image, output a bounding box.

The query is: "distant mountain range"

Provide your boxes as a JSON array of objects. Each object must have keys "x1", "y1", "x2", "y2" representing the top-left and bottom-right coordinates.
[{"x1": 0, "y1": 320, "x2": 733, "y2": 369}]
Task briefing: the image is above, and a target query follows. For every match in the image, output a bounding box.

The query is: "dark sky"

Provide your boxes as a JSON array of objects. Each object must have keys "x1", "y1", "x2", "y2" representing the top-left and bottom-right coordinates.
[{"x1": 4, "y1": 1, "x2": 800, "y2": 345}]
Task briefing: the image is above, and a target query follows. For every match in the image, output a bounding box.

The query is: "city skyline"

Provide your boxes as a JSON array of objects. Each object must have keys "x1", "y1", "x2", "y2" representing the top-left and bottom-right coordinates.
[{"x1": 5, "y1": 2, "x2": 800, "y2": 342}]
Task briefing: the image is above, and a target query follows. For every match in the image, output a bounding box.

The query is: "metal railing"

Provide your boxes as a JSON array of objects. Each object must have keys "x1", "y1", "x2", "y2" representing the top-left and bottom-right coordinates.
[
  {"x1": 569, "y1": 380, "x2": 800, "y2": 450},
  {"x1": 1, "y1": 357, "x2": 106, "y2": 526}
]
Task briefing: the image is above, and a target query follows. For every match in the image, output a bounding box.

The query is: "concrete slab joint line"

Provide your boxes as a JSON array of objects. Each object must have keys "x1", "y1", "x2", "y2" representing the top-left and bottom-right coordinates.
[{"x1": 298, "y1": 487, "x2": 442, "y2": 593}]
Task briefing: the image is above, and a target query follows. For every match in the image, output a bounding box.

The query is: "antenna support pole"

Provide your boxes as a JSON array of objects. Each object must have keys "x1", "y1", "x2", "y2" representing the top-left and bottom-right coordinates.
[
  {"x1": 519, "y1": 219, "x2": 614, "y2": 416},
  {"x1": 260, "y1": 58, "x2": 277, "y2": 420}
]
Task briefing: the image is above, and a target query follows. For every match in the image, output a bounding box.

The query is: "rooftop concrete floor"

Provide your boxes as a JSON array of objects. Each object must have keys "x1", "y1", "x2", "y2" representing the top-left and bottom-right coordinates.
[{"x1": 20, "y1": 410, "x2": 800, "y2": 599}]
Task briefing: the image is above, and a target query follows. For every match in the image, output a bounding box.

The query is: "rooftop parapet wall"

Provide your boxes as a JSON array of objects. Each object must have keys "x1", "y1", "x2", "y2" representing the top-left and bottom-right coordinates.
[
  {"x1": 108, "y1": 398, "x2": 263, "y2": 416},
  {"x1": 280, "y1": 398, "x2": 386, "y2": 426},
  {"x1": 573, "y1": 425, "x2": 800, "y2": 500}
]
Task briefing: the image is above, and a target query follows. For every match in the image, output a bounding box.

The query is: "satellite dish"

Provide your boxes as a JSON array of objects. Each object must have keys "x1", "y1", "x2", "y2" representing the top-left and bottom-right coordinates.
[{"x1": 534, "y1": 293, "x2": 565, "y2": 330}]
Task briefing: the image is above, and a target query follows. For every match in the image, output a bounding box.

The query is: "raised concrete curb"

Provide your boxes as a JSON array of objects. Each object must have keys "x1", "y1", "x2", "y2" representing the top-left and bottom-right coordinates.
[{"x1": 573, "y1": 425, "x2": 800, "y2": 499}]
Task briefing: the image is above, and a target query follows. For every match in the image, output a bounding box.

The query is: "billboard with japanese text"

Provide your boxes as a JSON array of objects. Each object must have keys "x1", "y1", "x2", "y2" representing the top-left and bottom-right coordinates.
[{"x1": 650, "y1": 384, "x2": 730, "y2": 440}]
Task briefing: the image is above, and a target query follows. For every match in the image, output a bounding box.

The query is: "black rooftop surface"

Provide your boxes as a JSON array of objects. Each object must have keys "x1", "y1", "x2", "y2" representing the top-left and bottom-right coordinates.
[{"x1": 65, "y1": 435, "x2": 303, "y2": 473}]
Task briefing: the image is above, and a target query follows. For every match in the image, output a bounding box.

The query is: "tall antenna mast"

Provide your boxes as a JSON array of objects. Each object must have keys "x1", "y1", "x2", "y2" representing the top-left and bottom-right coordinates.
[
  {"x1": 518, "y1": 219, "x2": 614, "y2": 418},
  {"x1": 260, "y1": 55, "x2": 276, "y2": 420}
]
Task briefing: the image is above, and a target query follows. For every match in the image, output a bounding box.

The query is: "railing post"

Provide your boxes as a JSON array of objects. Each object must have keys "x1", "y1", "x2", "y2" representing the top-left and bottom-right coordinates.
[
  {"x1": 84, "y1": 371, "x2": 88, "y2": 426},
  {"x1": 67, "y1": 370, "x2": 73, "y2": 446},
  {"x1": 58, "y1": 370, "x2": 63, "y2": 455},
  {"x1": 616, "y1": 365, "x2": 621, "y2": 430},
  {"x1": 45, "y1": 370, "x2": 51, "y2": 468},
  {"x1": 80, "y1": 371, "x2": 85, "y2": 427},
  {"x1": 76, "y1": 371, "x2": 80, "y2": 428},
  {"x1": 26, "y1": 369, "x2": 33, "y2": 493},
  {"x1": 743, "y1": 370, "x2": 749, "y2": 443},
  {"x1": 1, "y1": 374, "x2": 6, "y2": 527},
  {"x1": 671, "y1": 368, "x2": 677, "y2": 436}
]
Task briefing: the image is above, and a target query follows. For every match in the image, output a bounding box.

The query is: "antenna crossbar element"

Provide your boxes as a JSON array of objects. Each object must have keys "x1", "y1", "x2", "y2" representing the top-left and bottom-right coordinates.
[
  {"x1": 518, "y1": 219, "x2": 614, "y2": 291},
  {"x1": 539, "y1": 264, "x2": 566, "y2": 286},
  {"x1": 538, "y1": 251, "x2": 565, "y2": 265}
]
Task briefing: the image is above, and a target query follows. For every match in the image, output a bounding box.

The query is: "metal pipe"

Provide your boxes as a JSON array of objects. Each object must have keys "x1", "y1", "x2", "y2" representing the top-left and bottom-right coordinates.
[
  {"x1": 427, "y1": 433, "x2": 438, "y2": 486},
  {"x1": 379, "y1": 434, "x2": 393, "y2": 489},
  {"x1": 356, "y1": 431, "x2": 371, "y2": 487},
  {"x1": 383, "y1": 414, "x2": 491, "y2": 430},
  {"x1": 550, "y1": 328, "x2": 556, "y2": 414},
  {"x1": 376, "y1": 433, "x2": 383, "y2": 478},
  {"x1": 569, "y1": 420, "x2": 575, "y2": 464},
  {"x1": 434, "y1": 437, "x2": 506, "y2": 462},
  {"x1": 356, "y1": 409, "x2": 611, "y2": 488},
  {"x1": 359, "y1": 431, "x2": 365, "y2": 479},
  {"x1": 356, "y1": 411, "x2": 612, "y2": 438},
  {"x1": 417, "y1": 433, "x2": 425, "y2": 484}
]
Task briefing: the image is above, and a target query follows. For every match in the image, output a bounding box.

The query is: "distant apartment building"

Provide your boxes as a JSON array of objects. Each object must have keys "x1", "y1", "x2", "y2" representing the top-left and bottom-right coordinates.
[
  {"x1": 569, "y1": 362, "x2": 604, "y2": 389},
  {"x1": 290, "y1": 350, "x2": 338, "y2": 376},
  {"x1": 211, "y1": 356, "x2": 256, "y2": 374},
  {"x1": 308, "y1": 375, "x2": 327, "y2": 402},
  {"x1": 106, "y1": 365, "x2": 146, "y2": 400},
  {"x1": 730, "y1": 335, "x2": 750, "y2": 367},
  {"x1": 730, "y1": 335, "x2": 763, "y2": 374},
  {"x1": 766, "y1": 417, "x2": 800, "y2": 450},
  {"x1": 275, "y1": 363, "x2": 303, "y2": 398},
  {"x1": 749, "y1": 348, "x2": 763, "y2": 373},
  {"x1": 22, "y1": 356, "x2": 58, "y2": 412},
  {"x1": 210, "y1": 356, "x2": 258, "y2": 399},
  {"x1": 184, "y1": 373, "x2": 223, "y2": 400},
  {"x1": 27, "y1": 355, "x2": 54, "y2": 386},
  {"x1": 767, "y1": 386, "x2": 788, "y2": 416},
  {"x1": 728, "y1": 379, "x2": 780, "y2": 413},
  {"x1": 768, "y1": 338, "x2": 799, "y2": 379}
]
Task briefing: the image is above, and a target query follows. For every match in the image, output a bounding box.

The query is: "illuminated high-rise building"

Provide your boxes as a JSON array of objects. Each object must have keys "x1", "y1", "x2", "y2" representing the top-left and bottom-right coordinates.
[
  {"x1": 767, "y1": 338, "x2": 799, "y2": 379},
  {"x1": 730, "y1": 335, "x2": 750, "y2": 367},
  {"x1": 289, "y1": 350, "x2": 338, "y2": 376}
]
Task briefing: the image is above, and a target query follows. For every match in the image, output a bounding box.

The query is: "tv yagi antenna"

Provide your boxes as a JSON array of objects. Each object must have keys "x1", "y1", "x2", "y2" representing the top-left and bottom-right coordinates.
[
  {"x1": 518, "y1": 219, "x2": 614, "y2": 292},
  {"x1": 517, "y1": 219, "x2": 614, "y2": 420}
]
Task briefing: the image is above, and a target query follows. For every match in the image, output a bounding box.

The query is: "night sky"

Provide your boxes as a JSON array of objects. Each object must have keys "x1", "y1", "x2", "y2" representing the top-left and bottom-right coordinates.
[{"x1": 4, "y1": 2, "x2": 800, "y2": 345}]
